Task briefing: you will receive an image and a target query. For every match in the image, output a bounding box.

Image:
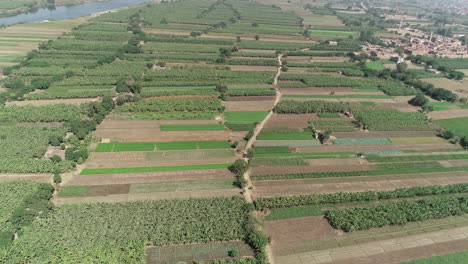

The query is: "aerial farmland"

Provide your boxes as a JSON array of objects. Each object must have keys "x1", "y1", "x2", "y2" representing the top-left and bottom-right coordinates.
[{"x1": 0, "y1": 0, "x2": 468, "y2": 263}]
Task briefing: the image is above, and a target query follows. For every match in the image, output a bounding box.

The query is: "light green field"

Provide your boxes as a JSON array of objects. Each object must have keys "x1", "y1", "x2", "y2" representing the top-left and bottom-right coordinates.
[
  {"x1": 311, "y1": 30, "x2": 358, "y2": 37},
  {"x1": 365, "y1": 61, "x2": 385, "y2": 70}
]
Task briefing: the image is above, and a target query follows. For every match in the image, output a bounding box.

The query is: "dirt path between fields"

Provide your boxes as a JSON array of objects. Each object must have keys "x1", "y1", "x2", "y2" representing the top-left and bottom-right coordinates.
[{"x1": 241, "y1": 53, "x2": 283, "y2": 264}]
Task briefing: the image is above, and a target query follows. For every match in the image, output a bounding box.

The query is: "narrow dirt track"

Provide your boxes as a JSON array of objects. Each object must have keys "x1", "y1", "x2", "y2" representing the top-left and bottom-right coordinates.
[{"x1": 241, "y1": 53, "x2": 284, "y2": 264}]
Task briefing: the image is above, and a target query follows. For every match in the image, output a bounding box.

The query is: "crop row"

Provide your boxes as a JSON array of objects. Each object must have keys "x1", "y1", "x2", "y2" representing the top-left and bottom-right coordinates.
[
  {"x1": 255, "y1": 183, "x2": 468, "y2": 209},
  {"x1": 115, "y1": 98, "x2": 223, "y2": 113},
  {"x1": 325, "y1": 196, "x2": 468, "y2": 231},
  {"x1": 0, "y1": 197, "x2": 255, "y2": 263},
  {"x1": 274, "y1": 100, "x2": 349, "y2": 114}
]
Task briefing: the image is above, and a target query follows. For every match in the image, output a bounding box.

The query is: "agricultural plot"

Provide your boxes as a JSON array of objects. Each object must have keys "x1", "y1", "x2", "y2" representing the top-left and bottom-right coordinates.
[
  {"x1": 435, "y1": 117, "x2": 468, "y2": 138},
  {"x1": 2, "y1": 0, "x2": 468, "y2": 263},
  {"x1": 95, "y1": 141, "x2": 232, "y2": 152},
  {"x1": 0, "y1": 197, "x2": 259, "y2": 263}
]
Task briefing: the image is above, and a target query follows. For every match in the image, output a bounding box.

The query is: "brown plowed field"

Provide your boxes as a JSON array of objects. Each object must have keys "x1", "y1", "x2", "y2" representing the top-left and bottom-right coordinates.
[
  {"x1": 223, "y1": 100, "x2": 275, "y2": 111},
  {"x1": 67, "y1": 169, "x2": 234, "y2": 186},
  {"x1": 264, "y1": 113, "x2": 318, "y2": 128},
  {"x1": 298, "y1": 142, "x2": 458, "y2": 153},
  {"x1": 251, "y1": 164, "x2": 375, "y2": 176},
  {"x1": 333, "y1": 131, "x2": 438, "y2": 139},
  {"x1": 225, "y1": 96, "x2": 276, "y2": 101},
  {"x1": 94, "y1": 129, "x2": 229, "y2": 142},
  {"x1": 252, "y1": 172, "x2": 468, "y2": 197},
  {"x1": 53, "y1": 188, "x2": 240, "y2": 205},
  {"x1": 266, "y1": 216, "x2": 338, "y2": 247},
  {"x1": 428, "y1": 109, "x2": 468, "y2": 120},
  {"x1": 228, "y1": 65, "x2": 277, "y2": 71},
  {"x1": 333, "y1": 237, "x2": 468, "y2": 264},
  {"x1": 97, "y1": 120, "x2": 220, "y2": 129},
  {"x1": 7, "y1": 98, "x2": 98, "y2": 106},
  {"x1": 85, "y1": 158, "x2": 234, "y2": 169}
]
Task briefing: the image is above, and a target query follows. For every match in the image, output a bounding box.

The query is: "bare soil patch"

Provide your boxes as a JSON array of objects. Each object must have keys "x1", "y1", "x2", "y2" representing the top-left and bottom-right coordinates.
[
  {"x1": 264, "y1": 113, "x2": 318, "y2": 128},
  {"x1": 335, "y1": 237, "x2": 468, "y2": 264},
  {"x1": 66, "y1": 169, "x2": 234, "y2": 186},
  {"x1": 87, "y1": 184, "x2": 130, "y2": 196},
  {"x1": 228, "y1": 65, "x2": 277, "y2": 71},
  {"x1": 225, "y1": 96, "x2": 276, "y2": 101},
  {"x1": 266, "y1": 216, "x2": 339, "y2": 247},
  {"x1": 251, "y1": 164, "x2": 375, "y2": 176},
  {"x1": 253, "y1": 172, "x2": 468, "y2": 197},
  {"x1": 86, "y1": 151, "x2": 235, "y2": 169},
  {"x1": 223, "y1": 100, "x2": 275, "y2": 111},
  {"x1": 428, "y1": 109, "x2": 468, "y2": 120},
  {"x1": 94, "y1": 129, "x2": 229, "y2": 142},
  {"x1": 6, "y1": 98, "x2": 98, "y2": 106},
  {"x1": 98, "y1": 120, "x2": 219, "y2": 129}
]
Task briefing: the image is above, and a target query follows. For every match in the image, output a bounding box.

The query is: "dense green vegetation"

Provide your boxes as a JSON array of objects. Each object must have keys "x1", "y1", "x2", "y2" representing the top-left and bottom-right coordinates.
[
  {"x1": 274, "y1": 100, "x2": 349, "y2": 114},
  {"x1": 325, "y1": 196, "x2": 468, "y2": 232},
  {"x1": 0, "y1": 197, "x2": 255, "y2": 263},
  {"x1": 255, "y1": 183, "x2": 468, "y2": 209}
]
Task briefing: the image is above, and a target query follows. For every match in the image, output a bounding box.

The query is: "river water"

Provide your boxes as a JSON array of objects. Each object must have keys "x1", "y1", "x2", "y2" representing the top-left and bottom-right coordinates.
[{"x1": 0, "y1": 0, "x2": 152, "y2": 26}]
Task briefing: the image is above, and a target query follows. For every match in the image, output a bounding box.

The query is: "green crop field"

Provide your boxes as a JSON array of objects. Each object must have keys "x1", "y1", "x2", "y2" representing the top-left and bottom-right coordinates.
[
  {"x1": 95, "y1": 141, "x2": 232, "y2": 152},
  {"x1": 257, "y1": 132, "x2": 313, "y2": 140},
  {"x1": 80, "y1": 163, "x2": 232, "y2": 175},
  {"x1": 1, "y1": 0, "x2": 467, "y2": 263},
  {"x1": 365, "y1": 61, "x2": 385, "y2": 70},
  {"x1": 402, "y1": 251, "x2": 468, "y2": 264},
  {"x1": 435, "y1": 117, "x2": 468, "y2": 138},
  {"x1": 224, "y1": 111, "x2": 269, "y2": 123}
]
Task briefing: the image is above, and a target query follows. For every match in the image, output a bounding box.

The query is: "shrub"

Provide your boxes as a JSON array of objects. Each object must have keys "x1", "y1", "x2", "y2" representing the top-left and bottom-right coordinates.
[
  {"x1": 228, "y1": 249, "x2": 239, "y2": 257},
  {"x1": 440, "y1": 130, "x2": 455, "y2": 139},
  {"x1": 274, "y1": 100, "x2": 349, "y2": 114},
  {"x1": 31, "y1": 78, "x2": 52, "y2": 90},
  {"x1": 408, "y1": 94, "x2": 429, "y2": 107},
  {"x1": 51, "y1": 155, "x2": 62, "y2": 163},
  {"x1": 53, "y1": 172, "x2": 62, "y2": 184}
]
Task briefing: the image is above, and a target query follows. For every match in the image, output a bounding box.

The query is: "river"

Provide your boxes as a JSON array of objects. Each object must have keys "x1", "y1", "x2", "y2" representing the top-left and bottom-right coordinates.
[{"x1": 0, "y1": 0, "x2": 153, "y2": 26}]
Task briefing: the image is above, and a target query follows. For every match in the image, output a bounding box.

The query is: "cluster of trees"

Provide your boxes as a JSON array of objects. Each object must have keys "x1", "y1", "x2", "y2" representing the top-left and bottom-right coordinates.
[
  {"x1": 229, "y1": 159, "x2": 249, "y2": 188},
  {"x1": 406, "y1": 55, "x2": 465, "y2": 80},
  {"x1": 367, "y1": 62, "x2": 458, "y2": 102}
]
